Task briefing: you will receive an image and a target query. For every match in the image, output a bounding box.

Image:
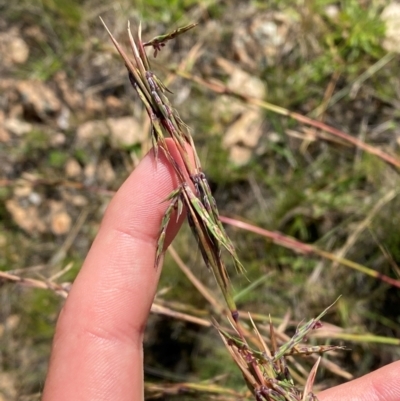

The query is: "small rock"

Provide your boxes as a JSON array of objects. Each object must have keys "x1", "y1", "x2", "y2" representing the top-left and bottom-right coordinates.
[
  {"x1": 325, "y1": 4, "x2": 339, "y2": 20},
  {"x1": 0, "y1": 128, "x2": 11, "y2": 142},
  {"x1": 28, "y1": 192, "x2": 42, "y2": 206},
  {"x1": 215, "y1": 59, "x2": 266, "y2": 165},
  {"x1": 67, "y1": 194, "x2": 88, "y2": 207},
  {"x1": 382, "y1": 3, "x2": 400, "y2": 53},
  {"x1": 49, "y1": 201, "x2": 72, "y2": 235},
  {"x1": 97, "y1": 159, "x2": 116, "y2": 184},
  {"x1": 8, "y1": 314, "x2": 20, "y2": 330},
  {"x1": 13, "y1": 181, "x2": 33, "y2": 197},
  {"x1": 232, "y1": 11, "x2": 297, "y2": 70},
  {"x1": 85, "y1": 94, "x2": 103, "y2": 115},
  {"x1": 84, "y1": 162, "x2": 96, "y2": 183},
  {"x1": 50, "y1": 132, "x2": 67, "y2": 146},
  {"x1": 228, "y1": 146, "x2": 253, "y2": 167},
  {"x1": 24, "y1": 25, "x2": 46, "y2": 42},
  {"x1": 16, "y1": 80, "x2": 61, "y2": 120},
  {"x1": 65, "y1": 158, "x2": 82, "y2": 178},
  {"x1": 76, "y1": 120, "x2": 108, "y2": 146},
  {"x1": 10, "y1": 36, "x2": 29, "y2": 64},
  {"x1": 0, "y1": 371, "x2": 17, "y2": 401},
  {"x1": 5, "y1": 199, "x2": 46, "y2": 234},
  {"x1": 56, "y1": 106, "x2": 71, "y2": 130},
  {"x1": 0, "y1": 78, "x2": 14, "y2": 90},
  {"x1": 0, "y1": 111, "x2": 10, "y2": 142},
  {"x1": 222, "y1": 110, "x2": 263, "y2": 165},
  {"x1": 215, "y1": 58, "x2": 266, "y2": 120},
  {"x1": 106, "y1": 116, "x2": 146, "y2": 148},
  {"x1": 217, "y1": 58, "x2": 265, "y2": 99},
  {"x1": 54, "y1": 71, "x2": 83, "y2": 110},
  {"x1": 106, "y1": 95, "x2": 123, "y2": 110},
  {"x1": 8, "y1": 103, "x2": 23, "y2": 119},
  {"x1": 223, "y1": 110, "x2": 263, "y2": 148},
  {"x1": 51, "y1": 211, "x2": 72, "y2": 235},
  {"x1": 4, "y1": 118, "x2": 32, "y2": 136},
  {"x1": 0, "y1": 28, "x2": 29, "y2": 68}
]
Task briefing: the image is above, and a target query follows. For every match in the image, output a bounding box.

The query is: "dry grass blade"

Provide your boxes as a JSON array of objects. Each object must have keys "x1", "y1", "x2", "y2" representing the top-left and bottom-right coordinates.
[
  {"x1": 302, "y1": 358, "x2": 321, "y2": 401},
  {"x1": 168, "y1": 68, "x2": 400, "y2": 169},
  {"x1": 168, "y1": 245, "x2": 223, "y2": 313},
  {"x1": 0, "y1": 270, "x2": 69, "y2": 298},
  {"x1": 220, "y1": 216, "x2": 400, "y2": 289},
  {"x1": 145, "y1": 378, "x2": 244, "y2": 400}
]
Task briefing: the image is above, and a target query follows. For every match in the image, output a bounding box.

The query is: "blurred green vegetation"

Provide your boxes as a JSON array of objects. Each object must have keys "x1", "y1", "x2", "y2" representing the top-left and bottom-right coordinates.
[{"x1": 1, "y1": 0, "x2": 400, "y2": 399}]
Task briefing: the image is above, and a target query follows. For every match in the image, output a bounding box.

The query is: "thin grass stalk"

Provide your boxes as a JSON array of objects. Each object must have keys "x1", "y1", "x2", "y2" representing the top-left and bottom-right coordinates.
[{"x1": 167, "y1": 68, "x2": 400, "y2": 170}]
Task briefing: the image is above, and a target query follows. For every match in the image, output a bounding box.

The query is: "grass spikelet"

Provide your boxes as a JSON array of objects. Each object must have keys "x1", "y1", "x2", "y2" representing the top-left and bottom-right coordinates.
[{"x1": 217, "y1": 302, "x2": 344, "y2": 400}]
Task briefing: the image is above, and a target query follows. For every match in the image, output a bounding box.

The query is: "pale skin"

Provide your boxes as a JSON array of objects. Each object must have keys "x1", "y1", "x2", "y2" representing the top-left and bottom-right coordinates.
[{"x1": 43, "y1": 140, "x2": 400, "y2": 401}]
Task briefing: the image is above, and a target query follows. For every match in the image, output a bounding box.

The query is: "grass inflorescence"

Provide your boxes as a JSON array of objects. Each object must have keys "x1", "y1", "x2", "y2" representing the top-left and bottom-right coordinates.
[{"x1": 101, "y1": 19, "x2": 344, "y2": 400}]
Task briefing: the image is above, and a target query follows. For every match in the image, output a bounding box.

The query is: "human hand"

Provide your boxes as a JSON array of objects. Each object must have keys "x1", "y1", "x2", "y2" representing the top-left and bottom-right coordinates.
[
  {"x1": 318, "y1": 359, "x2": 400, "y2": 400},
  {"x1": 42, "y1": 140, "x2": 186, "y2": 400},
  {"x1": 42, "y1": 140, "x2": 400, "y2": 401}
]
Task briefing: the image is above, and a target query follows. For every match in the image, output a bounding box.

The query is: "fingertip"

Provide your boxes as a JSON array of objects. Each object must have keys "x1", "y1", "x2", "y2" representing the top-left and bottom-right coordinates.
[
  {"x1": 318, "y1": 361, "x2": 400, "y2": 401},
  {"x1": 43, "y1": 138, "x2": 187, "y2": 401}
]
